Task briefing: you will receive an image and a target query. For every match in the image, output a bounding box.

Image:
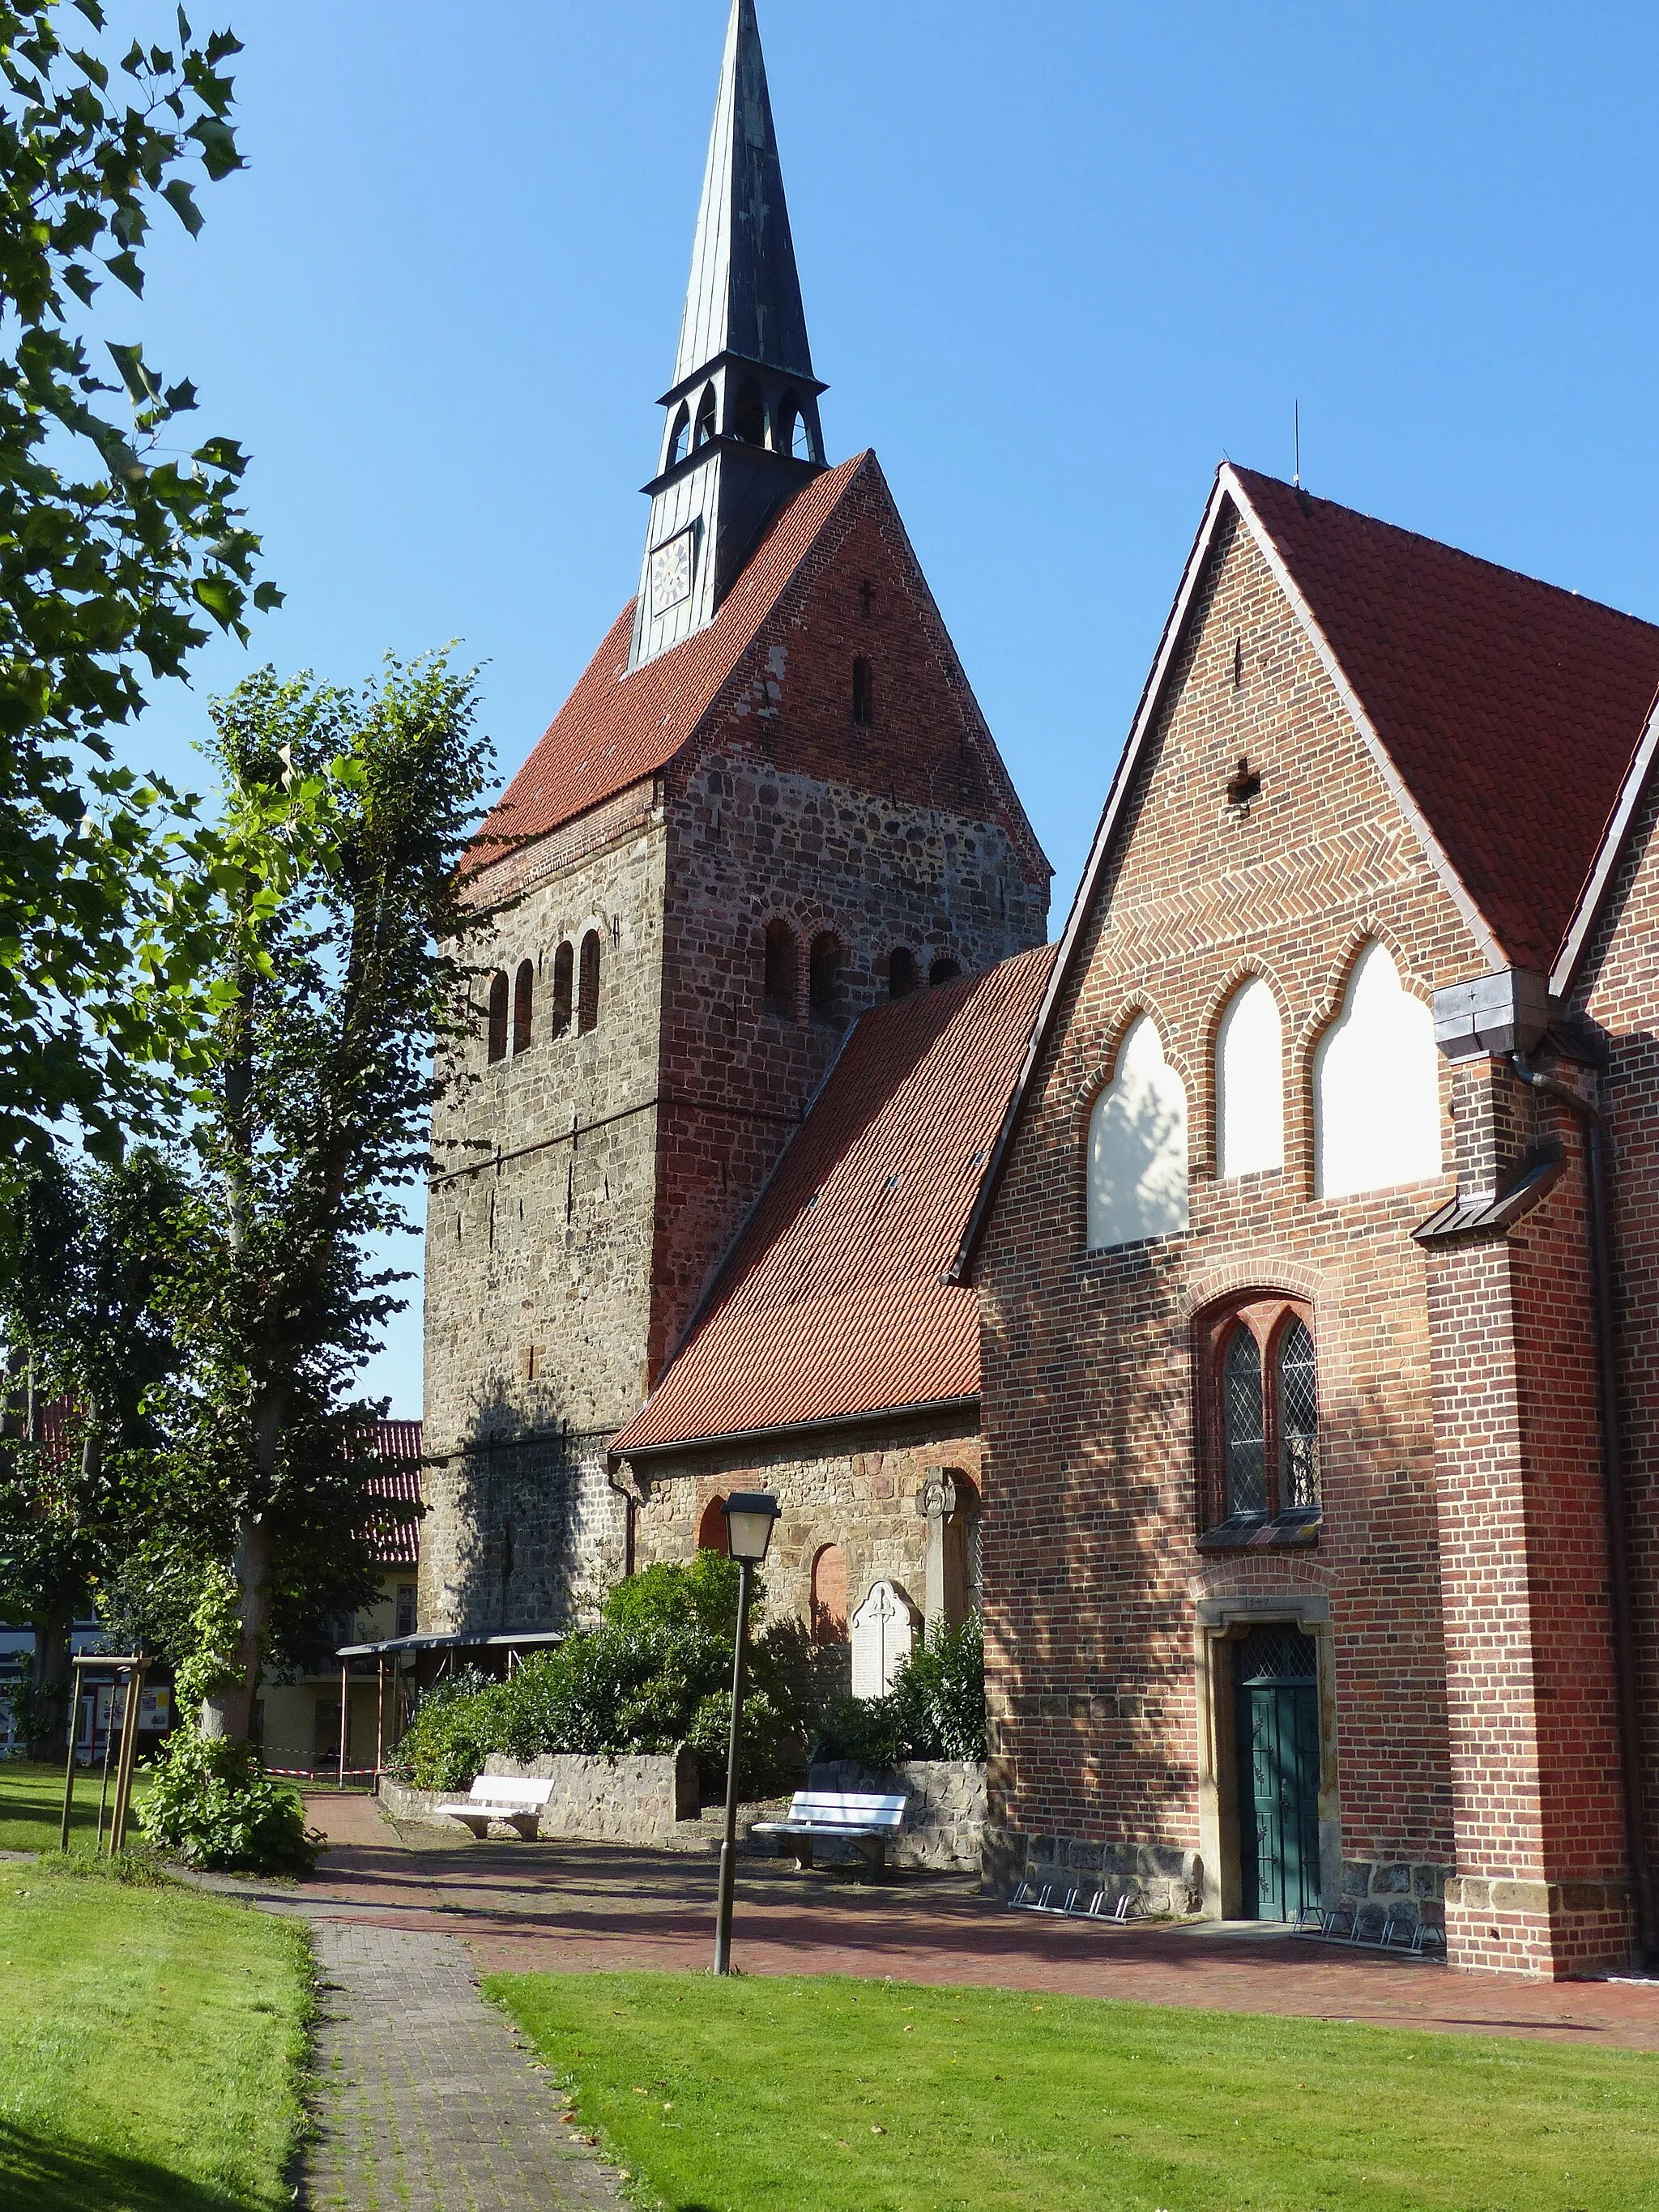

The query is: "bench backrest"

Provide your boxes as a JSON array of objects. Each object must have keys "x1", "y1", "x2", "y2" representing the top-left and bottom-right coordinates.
[
  {"x1": 469, "y1": 1775, "x2": 555, "y2": 1807},
  {"x1": 788, "y1": 1790, "x2": 906, "y2": 1833}
]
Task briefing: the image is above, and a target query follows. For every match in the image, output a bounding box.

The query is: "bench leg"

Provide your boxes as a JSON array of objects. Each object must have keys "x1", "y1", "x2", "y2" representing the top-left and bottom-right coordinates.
[{"x1": 791, "y1": 1835, "x2": 814, "y2": 1871}]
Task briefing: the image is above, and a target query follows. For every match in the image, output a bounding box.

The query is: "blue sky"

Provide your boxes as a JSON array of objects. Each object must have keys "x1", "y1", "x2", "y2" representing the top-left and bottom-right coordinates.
[{"x1": 123, "y1": 0, "x2": 1659, "y2": 1414}]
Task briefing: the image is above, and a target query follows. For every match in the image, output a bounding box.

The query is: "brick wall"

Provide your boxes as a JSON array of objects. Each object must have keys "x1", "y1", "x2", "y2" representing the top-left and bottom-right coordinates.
[{"x1": 977, "y1": 505, "x2": 1483, "y2": 1929}]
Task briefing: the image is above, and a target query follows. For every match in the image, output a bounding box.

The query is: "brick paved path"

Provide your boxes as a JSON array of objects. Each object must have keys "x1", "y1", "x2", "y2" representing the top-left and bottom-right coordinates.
[
  {"x1": 303, "y1": 1916, "x2": 625, "y2": 2212},
  {"x1": 284, "y1": 1791, "x2": 1659, "y2": 2054}
]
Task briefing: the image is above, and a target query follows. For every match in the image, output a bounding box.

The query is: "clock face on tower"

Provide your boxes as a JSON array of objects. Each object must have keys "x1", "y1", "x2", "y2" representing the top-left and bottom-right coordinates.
[{"x1": 650, "y1": 528, "x2": 694, "y2": 615}]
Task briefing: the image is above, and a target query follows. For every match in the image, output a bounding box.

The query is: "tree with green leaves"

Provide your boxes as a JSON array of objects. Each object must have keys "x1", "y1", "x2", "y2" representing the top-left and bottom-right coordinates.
[
  {"x1": 165, "y1": 654, "x2": 493, "y2": 1741},
  {"x1": 0, "y1": 1143, "x2": 191, "y2": 1752},
  {"x1": 0, "y1": 2, "x2": 275, "y2": 1158}
]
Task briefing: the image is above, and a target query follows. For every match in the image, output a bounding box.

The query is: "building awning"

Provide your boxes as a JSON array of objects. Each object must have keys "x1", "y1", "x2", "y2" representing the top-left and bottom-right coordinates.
[{"x1": 333, "y1": 1630, "x2": 566, "y2": 1660}]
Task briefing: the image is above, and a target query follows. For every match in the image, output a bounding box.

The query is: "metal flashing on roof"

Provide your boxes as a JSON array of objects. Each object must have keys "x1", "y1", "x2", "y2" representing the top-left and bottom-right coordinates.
[{"x1": 1412, "y1": 1149, "x2": 1567, "y2": 1245}]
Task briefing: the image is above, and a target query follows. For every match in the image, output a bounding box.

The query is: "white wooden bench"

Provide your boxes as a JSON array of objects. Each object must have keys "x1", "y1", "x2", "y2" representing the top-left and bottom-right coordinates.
[
  {"x1": 436, "y1": 1775, "x2": 554, "y2": 1839},
  {"x1": 750, "y1": 1790, "x2": 906, "y2": 1872}
]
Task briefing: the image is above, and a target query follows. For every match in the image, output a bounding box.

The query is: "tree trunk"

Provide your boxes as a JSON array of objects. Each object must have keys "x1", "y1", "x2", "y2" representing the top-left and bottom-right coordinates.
[
  {"x1": 28, "y1": 1594, "x2": 75, "y2": 1761},
  {"x1": 199, "y1": 1512, "x2": 274, "y2": 1741}
]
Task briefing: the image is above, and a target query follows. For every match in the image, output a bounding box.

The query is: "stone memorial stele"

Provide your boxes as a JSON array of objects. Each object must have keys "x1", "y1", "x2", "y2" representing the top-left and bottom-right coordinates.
[{"x1": 851, "y1": 1579, "x2": 919, "y2": 1700}]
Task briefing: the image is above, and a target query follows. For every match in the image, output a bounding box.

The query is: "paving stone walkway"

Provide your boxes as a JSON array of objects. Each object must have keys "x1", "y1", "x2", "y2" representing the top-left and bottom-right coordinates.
[{"x1": 304, "y1": 1916, "x2": 626, "y2": 2212}]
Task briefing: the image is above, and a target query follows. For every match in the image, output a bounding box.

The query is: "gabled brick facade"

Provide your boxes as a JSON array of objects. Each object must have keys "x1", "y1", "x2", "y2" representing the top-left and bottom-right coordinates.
[{"x1": 967, "y1": 470, "x2": 1659, "y2": 1979}]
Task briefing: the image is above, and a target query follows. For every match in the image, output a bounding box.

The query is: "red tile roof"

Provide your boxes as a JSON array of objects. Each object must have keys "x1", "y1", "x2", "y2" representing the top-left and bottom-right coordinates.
[
  {"x1": 612, "y1": 945, "x2": 1056, "y2": 1455},
  {"x1": 365, "y1": 1421, "x2": 423, "y2": 1567},
  {"x1": 471, "y1": 455, "x2": 868, "y2": 872},
  {"x1": 1233, "y1": 467, "x2": 1659, "y2": 976}
]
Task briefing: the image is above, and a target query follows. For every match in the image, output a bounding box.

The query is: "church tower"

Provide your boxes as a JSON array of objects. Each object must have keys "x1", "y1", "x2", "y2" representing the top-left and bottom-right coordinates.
[{"x1": 420, "y1": 0, "x2": 1051, "y2": 1638}]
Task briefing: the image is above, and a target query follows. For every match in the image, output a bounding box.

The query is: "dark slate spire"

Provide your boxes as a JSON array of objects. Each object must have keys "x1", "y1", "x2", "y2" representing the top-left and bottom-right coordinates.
[
  {"x1": 628, "y1": 0, "x2": 829, "y2": 674},
  {"x1": 675, "y1": 0, "x2": 816, "y2": 386}
]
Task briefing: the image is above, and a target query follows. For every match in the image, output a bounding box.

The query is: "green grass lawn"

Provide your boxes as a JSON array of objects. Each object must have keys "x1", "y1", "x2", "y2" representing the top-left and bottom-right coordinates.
[
  {"x1": 0, "y1": 1859, "x2": 312, "y2": 2212},
  {"x1": 490, "y1": 1970, "x2": 1659, "y2": 2212},
  {"x1": 0, "y1": 1758, "x2": 151, "y2": 1855}
]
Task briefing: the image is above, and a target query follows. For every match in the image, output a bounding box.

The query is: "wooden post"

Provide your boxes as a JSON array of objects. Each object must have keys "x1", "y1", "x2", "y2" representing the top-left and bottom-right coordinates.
[
  {"x1": 58, "y1": 1690, "x2": 78, "y2": 1850},
  {"x1": 338, "y1": 1659, "x2": 348, "y2": 1790},
  {"x1": 109, "y1": 1662, "x2": 147, "y2": 1854},
  {"x1": 95, "y1": 1679, "x2": 117, "y2": 1848}
]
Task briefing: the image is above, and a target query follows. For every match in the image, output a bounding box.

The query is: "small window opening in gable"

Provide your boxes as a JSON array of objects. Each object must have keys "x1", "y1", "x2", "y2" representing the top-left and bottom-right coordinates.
[
  {"x1": 851, "y1": 655, "x2": 875, "y2": 726},
  {"x1": 929, "y1": 957, "x2": 962, "y2": 987},
  {"x1": 668, "y1": 402, "x2": 691, "y2": 468},
  {"x1": 694, "y1": 383, "x2": 718, "y2": 449},
  {"x1": 486, "y1": 970, "x2": 509, "y2": 1064},
  {"x1": 859, "y1": 578, "x2": 876, "y2": 618},
  {"x1": 763, "y1": 918, "x2": 798, "y2": 1021},
  {"x1": 513, "y1": 960, "x2": 534, "y2": 1055},
  {"x1": 1226, "y1": 756, "x2": 1261, "y2": 810},
  {"x1": 733, "y1": 377, "x2": 766, "y2": 446},
  {"x1": 1232, "y1": 636, "x2": 1243, "y2": 689},
  {"x1": 552, "y1": 941, "x2": 574, "y2": 1037},
  {"x1": 809, "y1": 932, "x2": 842, "y2": 1026},
  {"x1": 578, "y1": 929, "x2": 601, "y2": 1035},
  {"x1": 1200, "y1": 1298, "x2": 1320, "y2": 1530},
  {"x1": 888, "y1": 946, "x2": 917, "y2": 1001}
]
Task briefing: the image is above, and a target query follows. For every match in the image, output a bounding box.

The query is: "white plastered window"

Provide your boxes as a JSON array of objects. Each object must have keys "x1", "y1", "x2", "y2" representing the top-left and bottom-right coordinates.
[
  {"x1": 1087, "y1": 1014, "x2": 1190, "y2": 1250},
  {"x1": 1313, "y1": 940, "x2": 1441, "y2": 1199},
  {"x1": 1215, "y1": 977, "x2": 1284, "y2": 1178}
]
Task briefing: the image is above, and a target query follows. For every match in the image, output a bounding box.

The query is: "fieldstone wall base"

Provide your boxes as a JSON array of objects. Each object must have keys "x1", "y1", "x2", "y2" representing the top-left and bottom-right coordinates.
[
  {"x1": 1338, "y1": 1858, "x2": 1452, "y2": 1937},
  {"x1": 378, "y1": 1749, "x2": 699, "y2": 1847},
  {"x1": 1000, "y1": 1830, "x2": 1204, "y2": 1917},
  {"x1": 805, "y1": 1758, "x2": 986, "y2": 1871}
]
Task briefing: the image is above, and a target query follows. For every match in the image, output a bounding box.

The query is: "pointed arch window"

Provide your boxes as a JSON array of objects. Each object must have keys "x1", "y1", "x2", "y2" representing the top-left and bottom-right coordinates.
[
  {"x1": 1199, "y1": 1296, "x2": 1320, "y2": 1532},
  {"x1": 776, "y1": 392, "x2": 809, "y2": 458},
  {"x1": 486, "y1": 970, "x2": 509, "y2": 1065},
  {"x1": 668, "y1": 402, "x2": 692, "y2": 468},
  {"x1": 578, "y1": 930, "x2": 601, "y2": 1035},
  {"x1": 1314, "y1": 940, "x2": 1440, "y2": 1197},
  {"x1": 733, "y1": 377, "x2": 766, "y2": 446},
  {"x1": 764, "y1": 918, "x2": 797, "y2": 1021},
  {"x1": 694, "y1": 384, "x2": 718, "y2": 449},
  {"x1": 552, "y1": 941, "x2": 574, "y2": 1038},
  {"x1": 513, "y1": 961, "x2": 534, "y2": 1055},
  {"x1": 1085, "y1": 1015, "x2": 1189, "y2": 1250}
]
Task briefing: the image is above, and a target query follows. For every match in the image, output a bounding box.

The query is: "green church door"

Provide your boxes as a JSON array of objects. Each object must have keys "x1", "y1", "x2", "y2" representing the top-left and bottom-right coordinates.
[{"x1": 1234, "y1": 1625, "x2": 1320, "y2": 1922}]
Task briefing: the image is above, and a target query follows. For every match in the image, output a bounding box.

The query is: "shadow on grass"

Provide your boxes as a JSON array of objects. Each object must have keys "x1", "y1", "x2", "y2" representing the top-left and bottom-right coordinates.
[{"x1": 0, "y1": 2120, "x2": 259, "y2": 2212}]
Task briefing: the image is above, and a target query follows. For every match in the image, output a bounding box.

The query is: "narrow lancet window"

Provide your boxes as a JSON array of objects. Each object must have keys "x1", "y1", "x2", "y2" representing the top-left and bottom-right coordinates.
[
  {"x1": 764, "y1": 919, "x2": 797, "y2": 1020},
  {"x1": 1224, "y1": 1328, "x2": 1267, "y2": 1516},
  {"x1": 1278, "y1": 1319, "x2": 1320, "y2": 1510},
  {"x1": 578, "y1": 930, "x2": 601, "y2": 1034},
  {"x1": 552, "y1": 942, "x2": 574, "y2": 1037},
  {"x1": 513, "y1": 961, "x2": 534, "y2": 1055},
  {"x1": 486, "y1": 971, "x2": 509, "y2": 1064}
]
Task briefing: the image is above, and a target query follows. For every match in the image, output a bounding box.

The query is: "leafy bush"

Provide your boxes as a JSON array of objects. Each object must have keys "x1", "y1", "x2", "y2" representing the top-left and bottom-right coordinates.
[
  {"x1": 815, "y1": 1613, "x2": 987, "y2": 1767},
  {"x1": 390, "y1": 1555, "x2": 816, "y2": 1799},
  {"x1": 139, "y1": 1728, "x2": 320, "y2": 1874}
]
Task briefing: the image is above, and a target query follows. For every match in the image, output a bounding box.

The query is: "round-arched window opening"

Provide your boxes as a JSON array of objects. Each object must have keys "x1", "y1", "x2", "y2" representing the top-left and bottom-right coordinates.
[
  {"x1": 694, "y1": 384, "x2": 718, "y2": 449},
  {"x1": 486, "y1": 970, "x2": 510, "y2": 1064},
  {"x1": 513, "y1": 960, "x2": 535, "y2": 1055},
  {"x1": 667, "y1": 403, "x2": 692, "y2": 468},
  {"x1": 888, "y1": 947, "x2": 917, "y2": 1001},
  {"x1": 809, "y1": 932, "x2": 842, "y2": 1026},
  {"x1": 697, "y1": 1497, "x2": 728, "y2": 1556},
  {"x1": 929, "y1": 957, "x2": 962, "y2": 987},
  {"x1": 763, "y1": 918, "x2": 798, "y2": 1021},
  {"x1": 732, "y1": 377, "x2": 766, "y2": 447}
]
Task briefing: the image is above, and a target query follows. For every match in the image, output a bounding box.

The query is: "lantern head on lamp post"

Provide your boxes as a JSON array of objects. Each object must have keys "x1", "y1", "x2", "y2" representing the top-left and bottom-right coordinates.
[{"x1": 714, "y1": 1491, "x2": 778, "y2": 1975}]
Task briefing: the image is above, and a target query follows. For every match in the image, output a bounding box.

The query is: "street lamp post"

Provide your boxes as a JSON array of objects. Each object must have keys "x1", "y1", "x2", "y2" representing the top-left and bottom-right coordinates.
[{"x1": 714, "y1": 1490, "x2": 779, "y2": 1975}]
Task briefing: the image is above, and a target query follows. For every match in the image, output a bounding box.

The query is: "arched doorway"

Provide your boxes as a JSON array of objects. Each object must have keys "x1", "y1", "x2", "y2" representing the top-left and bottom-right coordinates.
[{"x1": 697, "y1": 1497, "x2": 728, "y2": 1557}]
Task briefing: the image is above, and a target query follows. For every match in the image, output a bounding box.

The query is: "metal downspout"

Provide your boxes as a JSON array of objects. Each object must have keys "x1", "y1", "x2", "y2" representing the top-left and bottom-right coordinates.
[{"x1": 1512, "y1": 1053, "x2": 1656, "y2": 1963}]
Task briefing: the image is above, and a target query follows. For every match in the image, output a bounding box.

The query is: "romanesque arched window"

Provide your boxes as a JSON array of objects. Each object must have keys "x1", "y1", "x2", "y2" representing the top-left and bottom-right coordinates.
[
  {"x1": 513, "y1": 961, "x2": 534, "y2": 1055},
  {"x1": 1313, "y1": 940, "x2": 1439, "y2": 1197},
  {"x1": 888, "y1": 946, "x2": 917, "y2": 1001},
  {"x1": 697, "y1": 1497, "x2": 728, "y2": 1556},
  {"x1": 929, "y1": 957, "x2": 962, "y2": 987},
  {"x1": 810, "y1": 1543, "x2": 848, "y2": 1644},
  {"x1": 851, "y1": 655, "x2": 874, "y2": 726},
  {"x1": 578, "y1": 930, "x2": 601, "y2": 1035},
  {"x1": 764, "y1": 919, "x2": 797, "y2": 1020},
  {"x1": 1215, "y1": 976, "x2": 1283, "y2": 1178},
  {"x1": 487, "y1": 970, "x2": 509, "y2": 1065},
  {"x1": 552, "y1": 941, "x2": 574, "y2": 1038},
  {"x1": 809, "y1": 932, "x2": 842, "y2": 1026},
  {"x1": 1085, "y1": 1015, "x2": 1189, "y2": 1250}
]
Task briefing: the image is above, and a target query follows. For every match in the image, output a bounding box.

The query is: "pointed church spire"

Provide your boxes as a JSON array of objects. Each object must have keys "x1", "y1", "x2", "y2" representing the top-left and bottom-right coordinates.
[
  {"x1": 676, "y1": 0, "x2": 816, "y2": 387},
  {"x1": 628, "y1": 0, "x2": 829, "y2": 674}
]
